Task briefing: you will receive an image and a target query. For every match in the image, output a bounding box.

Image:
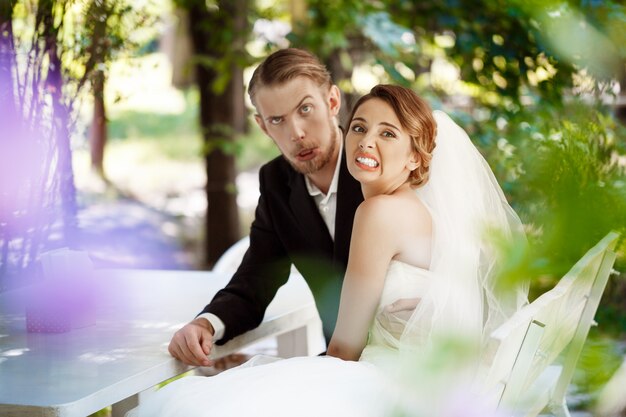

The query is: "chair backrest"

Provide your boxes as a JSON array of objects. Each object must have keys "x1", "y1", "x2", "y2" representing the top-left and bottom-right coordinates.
[
  {"x1": 213, "y1": 236, "x2": 250, "y2": 276},
  {"x1": 212, "y1": 236, "x2": 304, "y2": 279},
  {"x1": 482, "y1": 232, "x2": 619, "y2": 416}
]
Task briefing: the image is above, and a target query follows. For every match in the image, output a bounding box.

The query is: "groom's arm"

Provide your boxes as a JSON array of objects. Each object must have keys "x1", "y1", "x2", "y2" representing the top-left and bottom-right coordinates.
[
  {"x1": 168, "y1": 163, "x2": 292, "y2": 366},
  {"x1": 200, "y1": 163, "x2": 292, "y2": 344}
]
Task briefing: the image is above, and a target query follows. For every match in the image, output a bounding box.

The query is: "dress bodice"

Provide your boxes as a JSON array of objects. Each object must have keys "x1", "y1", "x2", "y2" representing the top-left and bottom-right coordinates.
[{"x1": 359, "y1": 260, "x2": 431, "y2": 366}]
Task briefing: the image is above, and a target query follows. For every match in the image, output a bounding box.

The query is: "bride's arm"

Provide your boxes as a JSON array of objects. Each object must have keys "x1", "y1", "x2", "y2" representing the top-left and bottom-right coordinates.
[{"x1": 327, "y1": 198, "x2": 400, "y2": 361}]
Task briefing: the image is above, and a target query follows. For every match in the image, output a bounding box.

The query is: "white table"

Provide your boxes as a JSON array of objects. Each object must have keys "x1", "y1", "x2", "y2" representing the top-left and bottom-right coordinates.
[{"x1": 0, "y1": 269, "x2": 323, "y2": 417}]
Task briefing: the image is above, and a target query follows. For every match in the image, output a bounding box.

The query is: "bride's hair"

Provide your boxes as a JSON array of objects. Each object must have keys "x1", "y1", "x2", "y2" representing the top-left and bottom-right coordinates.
[{"x1": 348, "y1": 85, "x2": 437, "y2": 187}]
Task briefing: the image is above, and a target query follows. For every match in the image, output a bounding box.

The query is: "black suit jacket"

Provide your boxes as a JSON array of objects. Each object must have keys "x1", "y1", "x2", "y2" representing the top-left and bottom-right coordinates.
[{"x1": 202, "y1": 151, "x2": 363, "y2": 344}]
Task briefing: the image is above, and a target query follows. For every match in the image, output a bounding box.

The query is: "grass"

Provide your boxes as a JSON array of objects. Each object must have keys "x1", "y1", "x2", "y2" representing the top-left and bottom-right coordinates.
[
  {"x1": 107, "y1": 94, "x2": 203, "y2": 161},
  {"x1": 107, "y1": 98, "x2": 279, "y2": 170}
]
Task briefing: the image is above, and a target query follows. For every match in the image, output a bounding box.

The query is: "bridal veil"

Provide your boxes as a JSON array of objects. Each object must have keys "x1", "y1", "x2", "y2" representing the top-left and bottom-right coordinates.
[{"x1": 400, "y1": 110, "x2": 528, "y2": 351}]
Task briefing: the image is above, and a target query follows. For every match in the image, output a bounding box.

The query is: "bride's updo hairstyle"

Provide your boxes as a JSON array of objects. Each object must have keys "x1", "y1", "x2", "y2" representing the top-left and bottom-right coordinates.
[{"x1": 348, "y1": 85, "x2": 437, "y2": 187}]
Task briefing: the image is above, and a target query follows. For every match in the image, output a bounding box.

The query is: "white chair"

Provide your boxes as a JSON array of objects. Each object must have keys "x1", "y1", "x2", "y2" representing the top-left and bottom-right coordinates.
[
  {"x1": 212, "y1": 236, "x2": 251, "y2": 276},
  {"x1": 482, "y1": 232, "x2": 619, "y2": 417}
]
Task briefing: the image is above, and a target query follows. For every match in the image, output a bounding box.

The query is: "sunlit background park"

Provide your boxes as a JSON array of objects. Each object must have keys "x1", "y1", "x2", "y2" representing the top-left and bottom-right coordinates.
[{"x1": 1, "y1": 0, "x2": 626, "y2": 416}]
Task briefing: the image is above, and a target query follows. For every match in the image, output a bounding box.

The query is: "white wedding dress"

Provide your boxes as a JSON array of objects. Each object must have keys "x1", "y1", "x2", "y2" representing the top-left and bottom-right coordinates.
[
  {"x1": 129, "y1": 110, "x2": 528, "y2": 417},
  {"x1": 130, "y1": 260, "x2": 432, "y2": 417}
]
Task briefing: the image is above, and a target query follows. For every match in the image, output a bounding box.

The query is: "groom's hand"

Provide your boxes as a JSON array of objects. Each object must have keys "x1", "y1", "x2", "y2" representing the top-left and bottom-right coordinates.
[
  {"x1": 385, "y1": 298, "x2": 421, "y2": 320},
  {"x1": 168, "y1": 317, "x2": 215, "y2": 367}
]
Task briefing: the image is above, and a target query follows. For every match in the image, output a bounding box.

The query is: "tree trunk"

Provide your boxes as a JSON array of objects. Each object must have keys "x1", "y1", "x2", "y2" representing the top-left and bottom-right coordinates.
[
  {"x1": 325, "y1": 49, "x2": 356, "y2": 129},
  {"x1": 90, "y1": 69, "x2": 107, "y2": 178},
  {"x1": 187, "y1": 0, "x2": 248, "y2": 267},
  {"x1": 37, "y1": 0, "x2": 79, "y2": 246},
  {"x1": 88, "y1": 0, "x2": 109, "y2": 179},
  {"x1": 289, "y1": 0, "x2": 307, "y2": 32}
]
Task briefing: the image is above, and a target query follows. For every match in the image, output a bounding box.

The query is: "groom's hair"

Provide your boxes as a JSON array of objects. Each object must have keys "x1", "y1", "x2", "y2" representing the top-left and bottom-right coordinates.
[
  {"x1": 348, "y1": 85, "x2": 437, "y2": 188},
  {"x1": 248, "y1": 48, "x2": 332, "y2": 107}
]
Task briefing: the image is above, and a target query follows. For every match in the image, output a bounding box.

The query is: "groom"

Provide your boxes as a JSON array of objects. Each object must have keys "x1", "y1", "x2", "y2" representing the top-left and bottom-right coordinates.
[{"x1": 168, "y1": 48, "x2": 364, "y2": 366}]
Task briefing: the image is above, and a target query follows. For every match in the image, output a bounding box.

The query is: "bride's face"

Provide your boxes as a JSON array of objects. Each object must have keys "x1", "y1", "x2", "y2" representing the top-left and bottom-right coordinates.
[{"x1": 346, "y1": 98, "x2": 418, "y2": 196}]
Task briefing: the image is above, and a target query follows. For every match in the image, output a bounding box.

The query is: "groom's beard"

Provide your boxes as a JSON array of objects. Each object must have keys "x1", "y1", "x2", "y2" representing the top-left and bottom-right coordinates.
[{"x1": 287, "y1": 120, "x2": 339, "y2": 175}]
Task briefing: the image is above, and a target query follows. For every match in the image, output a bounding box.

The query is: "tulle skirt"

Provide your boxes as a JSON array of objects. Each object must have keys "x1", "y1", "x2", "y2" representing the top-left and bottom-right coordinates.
[{"x1": 129, "y1": 355, "x2": 400, "y2": 417}]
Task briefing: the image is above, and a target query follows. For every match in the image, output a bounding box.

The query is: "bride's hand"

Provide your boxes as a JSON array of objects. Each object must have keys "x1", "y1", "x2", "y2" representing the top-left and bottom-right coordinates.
[{"x1": 168, "y1": 318, "x2": 215, "y2": 367}]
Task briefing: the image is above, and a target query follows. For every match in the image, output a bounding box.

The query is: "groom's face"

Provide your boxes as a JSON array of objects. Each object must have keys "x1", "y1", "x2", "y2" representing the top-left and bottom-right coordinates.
[{"x1": 254, "y1": 77, "x2": 341, "y2": 175}]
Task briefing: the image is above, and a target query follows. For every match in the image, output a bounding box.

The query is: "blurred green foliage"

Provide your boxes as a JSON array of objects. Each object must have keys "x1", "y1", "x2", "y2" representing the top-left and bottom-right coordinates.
[
  {"x1": 574, "y1": 333, "x2": 624, "y2": 408},
  {"x1": 466, "y1": 100, "x2": 626, "y2": 279},
  {"x1": 8, "y1": 0, "x2": 160, "y2": 105}
]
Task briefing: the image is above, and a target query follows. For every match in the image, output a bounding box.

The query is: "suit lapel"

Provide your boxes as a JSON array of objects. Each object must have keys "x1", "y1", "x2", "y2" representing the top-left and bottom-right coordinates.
[
  {"x1": 287, "y1": 151, "x2": 364, "y2": 265},
  {"x1": 334, "y1": 152, "x2": 364, "y2": 265},
  {"x1": 288, "y1": 167, "x2": 334, "y2": 257}
]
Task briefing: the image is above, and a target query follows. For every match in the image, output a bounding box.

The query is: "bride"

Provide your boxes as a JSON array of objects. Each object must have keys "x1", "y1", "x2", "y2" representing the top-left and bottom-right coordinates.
[{"x1": 129, "y1": 85, "x2": 527, "y2": 416}]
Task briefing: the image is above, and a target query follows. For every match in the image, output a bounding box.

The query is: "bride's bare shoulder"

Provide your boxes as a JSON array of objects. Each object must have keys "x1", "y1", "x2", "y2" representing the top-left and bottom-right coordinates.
[
  {"x1": 354, "y1": 191, "x2": 431, "y2": 234},
  {"x1": 351, "y1": 191, "x2": 431, "y2": 267}
]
